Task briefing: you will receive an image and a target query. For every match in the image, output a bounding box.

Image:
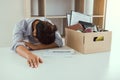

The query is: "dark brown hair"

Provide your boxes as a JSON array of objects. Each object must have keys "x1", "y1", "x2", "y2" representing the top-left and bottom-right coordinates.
[{"x1": 36, "y1": 20, "x2": 57, "y2": 44}]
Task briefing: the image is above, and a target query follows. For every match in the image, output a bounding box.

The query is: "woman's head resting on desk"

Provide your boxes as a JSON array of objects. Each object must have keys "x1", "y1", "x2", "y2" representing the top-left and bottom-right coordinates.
[{"x1": 32, "y1": 19, "x2": 57, "y2": 44}]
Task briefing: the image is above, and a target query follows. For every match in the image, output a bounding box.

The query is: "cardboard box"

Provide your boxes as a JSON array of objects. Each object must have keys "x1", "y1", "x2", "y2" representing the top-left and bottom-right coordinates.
[{"x1": 65, "y1": 28, "x2": 112, "y2": 53}]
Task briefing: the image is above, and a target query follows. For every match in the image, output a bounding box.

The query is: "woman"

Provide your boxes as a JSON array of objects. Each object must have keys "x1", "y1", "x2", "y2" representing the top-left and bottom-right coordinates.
[{"x1": 11, "y1": 17, "x2": 63, "y2": 68}]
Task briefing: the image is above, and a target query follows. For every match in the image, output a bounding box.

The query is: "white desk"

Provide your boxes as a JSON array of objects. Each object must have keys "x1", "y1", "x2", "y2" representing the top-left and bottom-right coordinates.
[{"x1": 0, "y1": 45, "x2": 120, "y2": 80}]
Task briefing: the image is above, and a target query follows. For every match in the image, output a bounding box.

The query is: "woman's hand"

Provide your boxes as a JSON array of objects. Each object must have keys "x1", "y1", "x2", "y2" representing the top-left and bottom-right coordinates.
[
  {"x1": 27, "y1": 53, "x2": 43, "y2": 68},
  {"x1": 16, "y1": 45, "x2": 43, "y2": 68}
]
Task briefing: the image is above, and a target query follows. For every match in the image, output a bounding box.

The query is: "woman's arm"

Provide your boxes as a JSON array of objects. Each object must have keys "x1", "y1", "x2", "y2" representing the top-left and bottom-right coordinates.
[
  {"x1": 16, "y1": 45, "x2": 43, "y2": 68},
  {"x1": 12, "y1": 19, "x2": 42, "y2": 68},
  {"x1": 24, "y1": 42, "x2": 58, "y2": 50}
]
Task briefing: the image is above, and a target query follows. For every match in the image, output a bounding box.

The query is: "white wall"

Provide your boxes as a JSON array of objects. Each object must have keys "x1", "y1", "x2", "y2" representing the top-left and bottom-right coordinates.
[
  {"x1": 106, "y1": 0, "x2": 120, "y2": 31},
  {"x1": 105, "y1": 1, "x2": 120, "y2": 77},
  {"x1": 84, "y1": 0, "x2": 94, "y2": 15},
  {"x1": 105, "y1": 0, "x2": 120, "y2": 49},
  {"x1": 0, "y1": 0, "x2": 24, "y2": 47},
  {"x1": 46, "y1": 0, "x2": 74, "y2": 16}
]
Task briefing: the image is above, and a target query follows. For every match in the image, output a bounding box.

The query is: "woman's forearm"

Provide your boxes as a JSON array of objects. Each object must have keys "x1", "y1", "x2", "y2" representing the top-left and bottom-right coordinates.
[
  {"x1": 35, "y1": 42, "x2": 58, "y2": 50},
  {"x1": 24, "y1": 42, "x2": 58, "y2": 50},
  {"x1": 16, "y1": 45, "x2": 32, "y2": 59}
]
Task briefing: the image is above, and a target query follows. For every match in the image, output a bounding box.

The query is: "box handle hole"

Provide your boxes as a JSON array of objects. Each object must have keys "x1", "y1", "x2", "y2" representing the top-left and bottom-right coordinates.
[{"x1": 93, "y1": 36, "x2": 104, "y2": 41}]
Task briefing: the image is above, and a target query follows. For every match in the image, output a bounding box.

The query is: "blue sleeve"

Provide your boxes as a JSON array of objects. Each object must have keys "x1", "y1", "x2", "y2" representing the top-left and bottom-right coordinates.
[
  {"x1": 55, "y1": 31, "x2": 63, "y2": 47},
  {"x1": 11, "y1": 19, "x2": 27, "y2": 52}
]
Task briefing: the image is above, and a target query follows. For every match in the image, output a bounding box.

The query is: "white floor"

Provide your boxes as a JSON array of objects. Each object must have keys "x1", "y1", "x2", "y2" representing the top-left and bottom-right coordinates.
[{"x1": 0, "y1": 34, "x2": 120, "y2": 80}]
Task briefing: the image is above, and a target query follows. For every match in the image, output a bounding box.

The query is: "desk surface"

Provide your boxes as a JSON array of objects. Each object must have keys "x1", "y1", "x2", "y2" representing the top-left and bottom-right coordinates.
[{"x1": 0, "y1": 46, "x2": 120, "y2": 80}]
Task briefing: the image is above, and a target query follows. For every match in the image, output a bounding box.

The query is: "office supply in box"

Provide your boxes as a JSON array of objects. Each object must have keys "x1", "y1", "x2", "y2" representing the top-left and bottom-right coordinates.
[{"x1": 70, "y1": 11, "x2": 92, "y2": 25}]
